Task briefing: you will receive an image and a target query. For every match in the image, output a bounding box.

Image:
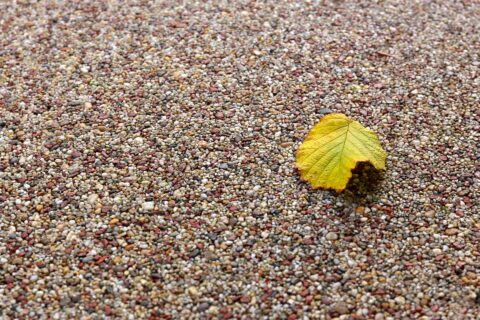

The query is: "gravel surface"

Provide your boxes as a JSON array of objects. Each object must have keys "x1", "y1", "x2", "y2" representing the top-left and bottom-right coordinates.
[{"x1": 1, "y1": 0, "x2": 479, "y2": 319}]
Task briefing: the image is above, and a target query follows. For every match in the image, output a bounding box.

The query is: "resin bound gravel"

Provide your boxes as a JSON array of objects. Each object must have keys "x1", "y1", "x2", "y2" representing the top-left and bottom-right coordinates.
[{"x1": 0, "y1": 1, "x2": 479, "y2": 319}]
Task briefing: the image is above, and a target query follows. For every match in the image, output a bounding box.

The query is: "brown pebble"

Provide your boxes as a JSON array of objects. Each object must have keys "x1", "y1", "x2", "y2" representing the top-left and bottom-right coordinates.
[
  {"x1": 355, "y1": 206, "x2": 365, "y2": 214},
  {"x1": 444, "y1": 228, "x2": 459, "y2": 236}
]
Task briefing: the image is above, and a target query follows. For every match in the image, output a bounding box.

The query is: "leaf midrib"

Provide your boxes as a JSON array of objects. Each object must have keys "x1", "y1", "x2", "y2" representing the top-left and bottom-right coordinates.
[
  {"x1": 302, "y1": 122, "x2": 351, "y2": 182},
  {"x1": 324, "y1": 122, "x2": 351, "y2": 185}
]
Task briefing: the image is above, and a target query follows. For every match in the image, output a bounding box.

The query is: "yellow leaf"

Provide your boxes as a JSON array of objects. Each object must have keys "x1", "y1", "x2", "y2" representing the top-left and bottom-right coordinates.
[{"x1": 296, "y1": 113, "x2": 387, "y2": 191}]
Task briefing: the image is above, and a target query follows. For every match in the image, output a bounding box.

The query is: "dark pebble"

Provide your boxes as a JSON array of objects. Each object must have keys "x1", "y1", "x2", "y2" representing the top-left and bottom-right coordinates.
[{"x1": 189, "y1": 249, "x2": 201, "y2": 259}]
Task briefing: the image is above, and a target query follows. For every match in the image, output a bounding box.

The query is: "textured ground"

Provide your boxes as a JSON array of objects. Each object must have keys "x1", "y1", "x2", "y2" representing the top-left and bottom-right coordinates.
[{"x1": 1, "y1": 0, "x2": 479, "y2": 319}]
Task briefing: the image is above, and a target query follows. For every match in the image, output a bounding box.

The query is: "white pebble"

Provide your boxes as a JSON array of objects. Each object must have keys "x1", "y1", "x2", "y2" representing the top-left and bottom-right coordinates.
[
  {"x1": 133, "y1": 137, "x2": 144, "y2": 145},
  {"x1": 142, "y1": 201, "x2": 155, "y2": 211},
  {"x1": 87, "y1": 193, "x2": 98, "y2": 205},
  {"x1": 326, "y1": 232, "x2": 338, "y2": 241},
  {"x1": 394, "y1": 296, "x2": 406, "y2": 304}
]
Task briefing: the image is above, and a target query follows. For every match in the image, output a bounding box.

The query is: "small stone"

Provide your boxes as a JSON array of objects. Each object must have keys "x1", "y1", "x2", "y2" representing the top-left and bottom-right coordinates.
[
  {"x1": 355, "y1": 206, "x2": 365, "y2": 214},
  {"x1": 133, "y1": 137, "x2": 144, "y2": 145},
  {"x1": 109, "y1": 218, "x2": 120, "y2": 226},
  {"x1": 173, "y1": 190, "x2": 183, "y2": 199},
  {"x1": 189, "y1": 249, "x2": 201, "y2": 259},
  {"x1": 71, "y1": 150, "x2": 82, "y2": 158},
  {"x1": 188, "y1": 286, "x2": 199, "y2": 298},
  {"x1": 326, "y1": 232, "x2": 338, "y2": 241},
  {"x1": 330, "y1": 302, "x2": 349, "y2": 315},
  {"x1": 60, "y1": 297, "x2": 71, "y2": 306},
  {"x1": 151, "y1": 273, "x2": 162, "y2": 280},
  {"x1": 445, "y1": 228, "x2": 459, "y2": 236},
  {"x1": 87, "y1": 194, "x2": 98, "y2": 205},
  {"x1": 375, "y1": 313, "x2": 385, "y2": 320},
  {"x1": 432, "y1": 248, "x2": 442, "y2": 256},
  {"x1": 142, "y1": 202, "x2": 154, "y2": 211},
  {"x1": 198, "y1": 302, "x2": 210, "y2": 312},
  {"x1": 425, "y1": 210, "x2": 435, "y2": 218},
  {"x1": 318, "y1": 108, "x2": 332, "y2": 114},
  {"x1": 208, "y1": 306, "x2": 219, "y2": 315},
  {"x1": 394, "y1": 296, "x2": 406, "y2": 305},
  {"x1": 280, "y1": 141, "x2": 294, "y2": 148},
  {"x1": 68, "y1": 100, "x2": 82, "y2": 106}
]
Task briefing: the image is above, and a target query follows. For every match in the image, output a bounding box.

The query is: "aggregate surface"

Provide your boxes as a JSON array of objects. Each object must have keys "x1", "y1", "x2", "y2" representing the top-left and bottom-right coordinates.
[{"x1": 0, "y1": 0, "x2": 479, "y2": 319}]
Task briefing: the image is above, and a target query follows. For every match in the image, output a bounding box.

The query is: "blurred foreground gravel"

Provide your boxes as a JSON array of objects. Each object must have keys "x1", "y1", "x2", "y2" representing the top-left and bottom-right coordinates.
[{"x1": 0, "y1": 1, "x2": 479, "y2": 319}]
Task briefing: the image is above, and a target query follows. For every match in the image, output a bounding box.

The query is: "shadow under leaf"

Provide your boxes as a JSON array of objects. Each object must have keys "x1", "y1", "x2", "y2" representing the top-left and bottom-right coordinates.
[{"x1": 341, "y1": 162, "x2": 385, "y2": 198}]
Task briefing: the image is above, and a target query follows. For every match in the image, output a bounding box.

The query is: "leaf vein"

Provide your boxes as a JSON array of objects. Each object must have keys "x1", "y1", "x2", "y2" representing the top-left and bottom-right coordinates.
[{"x1": 303, "y1": 139, "x2": 344, "y2": 178}]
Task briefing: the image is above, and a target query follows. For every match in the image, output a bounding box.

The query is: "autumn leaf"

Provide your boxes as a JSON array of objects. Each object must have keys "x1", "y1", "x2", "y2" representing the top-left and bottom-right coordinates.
[{"x1": 296, "y1": 113, "x2": 387, "y2": 191}]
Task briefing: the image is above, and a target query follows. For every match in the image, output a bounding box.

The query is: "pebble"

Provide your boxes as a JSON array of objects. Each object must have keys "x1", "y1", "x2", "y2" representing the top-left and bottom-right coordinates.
[
  {"x1": 133, "y1": 137, "x2": 144, "y2": 145},
  {"x1": 198, "y1": 302, "x2": 210, "y2": 312},
  {"x1": 188, "y1": 286, "x2": 200, "y2": 298},
  {"x1": 444, "y1": 228, "x2": 459, "y2": 236},
  {"x1": 142, "y1": 202, "x2": 155, "y2": 211},
  {"x1": 326, "y1": 232, "x2": 338, "y2": 241},
  {"x1": 425, "y1": 210, "x2": 436, "y2": 218},
  {"x1": 394, "y1": 296, "x2": 406, "y2": 305},
  {"x1": 319, "y1": 108, "x2": 333, "y2": 114},
  {"x1": 87, "y1": 194, "x2": 98, "y2": 205},
  {"x1": 330, "y1": 302, "x2": 349, "y2": 315}
]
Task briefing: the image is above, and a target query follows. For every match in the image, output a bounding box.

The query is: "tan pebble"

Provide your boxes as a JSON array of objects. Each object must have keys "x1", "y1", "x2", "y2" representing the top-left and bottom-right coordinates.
[
  {"x1": 280, "y1": 142, "x2": 293, "y2": 148},
  {"x1": 35, "y1": 204, "x2": 44, "y2": 212},
  {"x1": 425, "y1": 210, "x2": 435, "y2": 218},
  {"x1": 87, "y1": 193, "x2": 99, "y2": 205},
  {"x1": 208, "y1": 306, "x2": 219, "y2": 314},
  {"x1": 394, "y1": 296, "x2": 406, "y2": 304},
  {"x1": 125, "y1": 244, "x2": 135, "y2": 251},
  {"x1": 420, "y1": 297, "x2": 430, "y2": 306},
  {"x1": 374, "y1": 313, "x2": 384, "y2": 320},
  {"x1": 188, "y1": 286, "x2": 199, "y2": 298},
  {"x1": 109, "y1": 218, "x2": 120, "y2": 226},
  {"x1": 355, "y1": 206, "x2": 365, "y2": 214},
  {"x1": 113, "y1": 256, "x2": 122, "y2": 264},
  {"x1": 445, "y1": 228, "x2": 459, "y2": 236}
]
